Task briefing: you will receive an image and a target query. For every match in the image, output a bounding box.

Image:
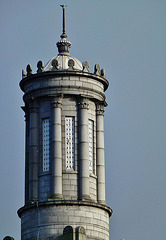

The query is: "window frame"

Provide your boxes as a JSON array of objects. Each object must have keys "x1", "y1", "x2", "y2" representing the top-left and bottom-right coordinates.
[
  {"x1": 42, "y1": 118, "x2": 51, "y2": 172},
  {"x1": 65, "y1": 116, "x2": 75, "y2": 170},
  {"x1": 89, "y1": 119, "x2": 94, "y2": 174}
]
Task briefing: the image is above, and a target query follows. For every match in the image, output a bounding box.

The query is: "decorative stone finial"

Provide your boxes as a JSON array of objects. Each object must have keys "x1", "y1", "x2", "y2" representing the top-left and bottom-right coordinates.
[
  {"x1": 101, "y1": 68, "x2": 105, "y2": 78},
  {"x1": 51, "y1": 59, "x2": 59, "y2": 70},
  {"x1": 26, "y1": 64, "x2": 32, "y2": 76},
  {"x1": 68, "y1": 59, "x2": 75, "y2": 70},
  {"x1": 22, "y1": 69, "x2": 27, "y2": 78},
  {"x1": 94, "y1": 64, "x2": 100, "y2": 75},
  {"x1": 56, "y1": 39, "x2": 71, "y2": 55},
  {"x1": 37, "y1": 61, "x2": 44, "y2": 73},
  {"x1": 82, "y1": 61, "x2": 90, "y2": 72}
]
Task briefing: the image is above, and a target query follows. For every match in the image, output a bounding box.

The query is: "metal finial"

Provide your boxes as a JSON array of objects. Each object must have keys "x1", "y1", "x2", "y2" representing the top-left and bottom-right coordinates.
[
  {"x1": 60, "y1": 5, "x2": 67, "y2": 39},
  {"x1": 56, "y1": 5, "x2": 71, "y2": 55}
]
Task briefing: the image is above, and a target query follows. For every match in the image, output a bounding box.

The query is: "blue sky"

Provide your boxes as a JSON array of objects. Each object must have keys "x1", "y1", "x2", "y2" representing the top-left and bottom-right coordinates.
[{"x1": 0, "y1": 1, "x2": 166, "y2": 240}]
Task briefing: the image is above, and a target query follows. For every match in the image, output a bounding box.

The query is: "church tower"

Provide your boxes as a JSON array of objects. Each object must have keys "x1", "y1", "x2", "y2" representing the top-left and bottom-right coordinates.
[{"x1": 18, "y1": 6, "x2": 112, "y2": 240}]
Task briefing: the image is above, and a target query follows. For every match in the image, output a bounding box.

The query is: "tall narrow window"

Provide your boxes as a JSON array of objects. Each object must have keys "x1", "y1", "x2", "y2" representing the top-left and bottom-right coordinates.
[
  {"x1": 42, "y1": 118, "x2": 50, "y2": 172},
  {"x1": 65, "y1": 117, "x2": 75, "y2": 170},
  {"x1": 89, "y1": 119, "x2": 94, "y2": 173}
]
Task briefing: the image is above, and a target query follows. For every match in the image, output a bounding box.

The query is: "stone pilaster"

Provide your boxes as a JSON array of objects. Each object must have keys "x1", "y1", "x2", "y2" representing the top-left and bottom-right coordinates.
[
  {"x1": 51, "y1": 98, "x2": 63, "y2": 199},
  {"x1": 22, "y1": 106, "x2": 30, "y2": 205},
  {"x1": 28, "y1": 101, "x2": 39, "y2": 202},
  {"x1": 96, "y1": 104, "x2": 106, "y2": 204},
  {"x1": 78, "y1": 98, "x2": 91, "y2": 200}
]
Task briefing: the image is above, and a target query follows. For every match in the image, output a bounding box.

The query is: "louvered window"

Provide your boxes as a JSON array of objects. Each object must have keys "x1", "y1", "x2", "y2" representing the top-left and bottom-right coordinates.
[
  {"x1": 42, "y1": 118, "x2": 50, "y2": 172},
  {"x1": 89, "y1": 120, "x2": 94, "y2": 173},
  {"x1": 65, "y1": 117, "x2": 75, "y2": 170}
]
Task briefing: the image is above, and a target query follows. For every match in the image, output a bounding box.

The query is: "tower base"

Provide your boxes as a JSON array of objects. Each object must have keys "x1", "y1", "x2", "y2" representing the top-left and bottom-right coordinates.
[{"x1": 18, "y1": 200, "x2": 112, "y2": 240}]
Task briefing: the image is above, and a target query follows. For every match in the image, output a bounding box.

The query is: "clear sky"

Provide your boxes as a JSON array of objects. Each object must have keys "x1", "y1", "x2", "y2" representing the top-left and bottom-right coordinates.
[{"x1": 0, "y1": 1, "x2": 166, "y2": 240}]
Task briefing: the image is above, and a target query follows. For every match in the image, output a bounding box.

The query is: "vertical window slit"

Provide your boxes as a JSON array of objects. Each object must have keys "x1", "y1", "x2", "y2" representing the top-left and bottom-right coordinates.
[
  {"x1": 65, "y1": 117, "x2": 75, "y2": 170},
  {"x1": 89, "y1": 119, "x2": 94, "y2": 174},
  {"x1": 42, "y1": 118, "x2": 50, "y2": 172}
]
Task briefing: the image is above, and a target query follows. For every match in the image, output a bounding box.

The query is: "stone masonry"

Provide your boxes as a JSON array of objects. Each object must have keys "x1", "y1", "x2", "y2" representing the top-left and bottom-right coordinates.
[{"x1": 18, "y1": 6, "x2": 112, "y2": 240}]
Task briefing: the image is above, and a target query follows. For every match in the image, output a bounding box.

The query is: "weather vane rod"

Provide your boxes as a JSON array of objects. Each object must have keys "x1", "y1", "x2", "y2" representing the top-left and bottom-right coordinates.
[{"x1": 60, "y1": 5, "x2": 67, "y2": 39}]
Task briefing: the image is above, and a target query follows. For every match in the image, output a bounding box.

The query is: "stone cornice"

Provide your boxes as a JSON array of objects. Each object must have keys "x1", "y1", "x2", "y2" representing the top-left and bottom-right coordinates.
[
  {"x1": 22, "y1": 85, "x2": 106, "y2": 103},
  {"x1": 18, "y1": 200, "x2": 112, "y2": 218},
  {"x1": 20, "y1": 70, "x2": 109, "y2": 92}
]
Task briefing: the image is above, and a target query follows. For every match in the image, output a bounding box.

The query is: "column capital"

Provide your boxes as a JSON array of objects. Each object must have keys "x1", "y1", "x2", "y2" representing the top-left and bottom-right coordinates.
[
  {"x1": 96, "y1": 104, "x2": 105, "y2": 116},
  {"x1": 21, "y1": 106, "x2": 29, "y2": 120},
  {"x1": 51, "y1": 100, "x2": 62, "y2": 108},
  {"x1": 51, "y1": 95, "x2": 63, "y2": 108},
  {"x1": 78, "y1": 98, "x2": 89, "y2": 110},
  {"x1": 29, "y1": 102, "x2": 39, "y2": 113}
]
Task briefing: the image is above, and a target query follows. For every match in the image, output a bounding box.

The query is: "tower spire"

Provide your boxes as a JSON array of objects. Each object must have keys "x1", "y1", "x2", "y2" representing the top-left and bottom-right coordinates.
[
  {"x1": 60, "y1": 5, "x2": 67, "y2": 39},
  {"x1": 57, "y1": 5, "x2": 71, "y2": 55}
]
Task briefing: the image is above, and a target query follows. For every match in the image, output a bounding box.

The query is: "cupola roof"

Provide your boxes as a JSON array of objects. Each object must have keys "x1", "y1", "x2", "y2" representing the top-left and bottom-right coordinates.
[{"x1": 44, "y1": 55, "x2": 83, "y2": 71}]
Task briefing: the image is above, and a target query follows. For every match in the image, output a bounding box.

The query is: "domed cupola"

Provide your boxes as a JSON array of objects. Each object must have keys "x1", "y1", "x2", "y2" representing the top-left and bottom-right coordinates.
[{"x1": 44, "y1": 55, "x2": 83, "y2": 71}]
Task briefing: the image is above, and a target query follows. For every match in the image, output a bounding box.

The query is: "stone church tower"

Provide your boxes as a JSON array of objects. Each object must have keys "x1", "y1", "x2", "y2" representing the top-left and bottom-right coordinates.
[{"x1": 18, "y1": 6, "x2": 112, "y2": 240}]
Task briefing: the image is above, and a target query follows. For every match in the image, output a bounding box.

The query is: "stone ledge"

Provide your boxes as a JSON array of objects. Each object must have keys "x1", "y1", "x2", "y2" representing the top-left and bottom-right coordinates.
[
  {"x1": 20, "y1": 70, "x2": 109, "y2": 92},
  {"x1": 18, "y1": 200, "x2": 112, "y2": 218},
  {"x1": 22, "y1": 85, "x2": 106, "y2": 103}
]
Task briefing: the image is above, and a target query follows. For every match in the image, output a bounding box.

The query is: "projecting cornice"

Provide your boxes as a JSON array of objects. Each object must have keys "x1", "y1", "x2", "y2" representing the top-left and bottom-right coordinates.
[{"x1": 18, "y1": 200, "x2": 113, "y2": 218}]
